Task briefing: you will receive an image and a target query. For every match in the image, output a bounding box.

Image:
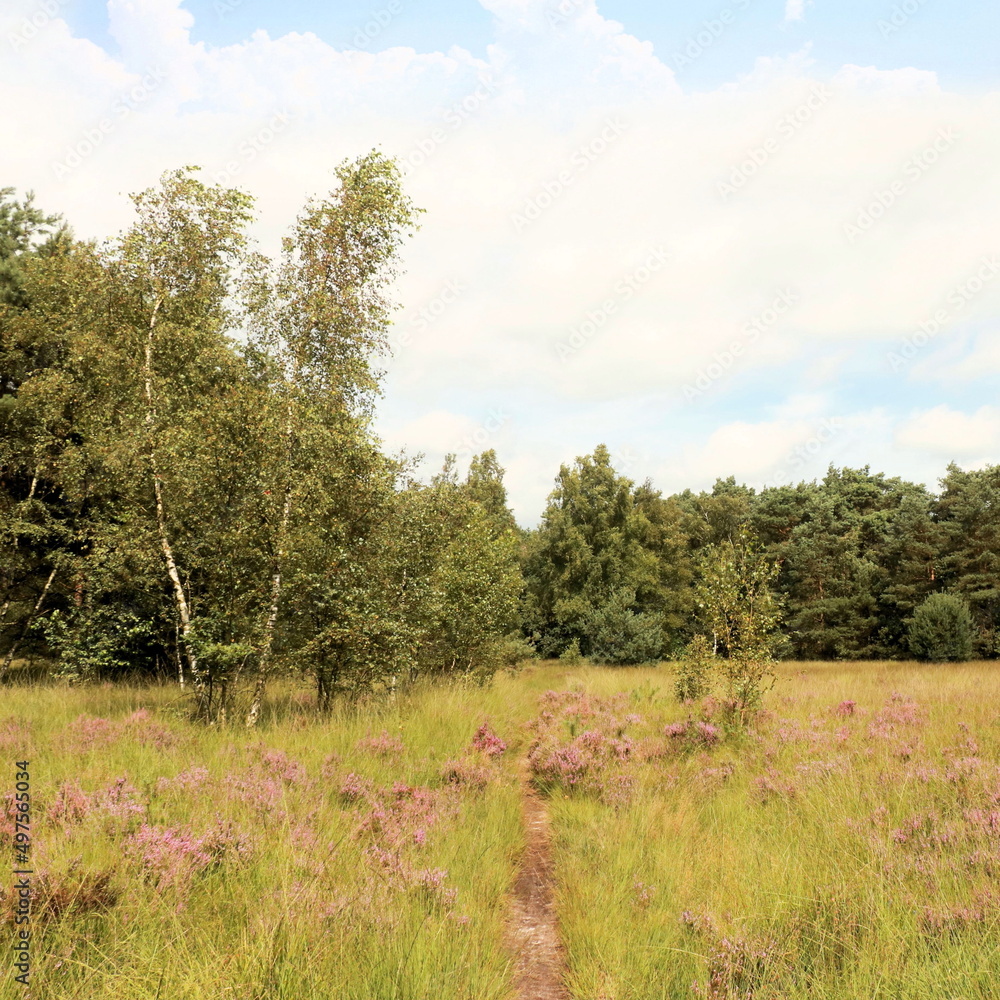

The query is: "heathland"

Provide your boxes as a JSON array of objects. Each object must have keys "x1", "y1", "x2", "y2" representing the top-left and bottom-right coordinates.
[{"x1": 3, "y1": 658, "x2": 999, "y2": 999}]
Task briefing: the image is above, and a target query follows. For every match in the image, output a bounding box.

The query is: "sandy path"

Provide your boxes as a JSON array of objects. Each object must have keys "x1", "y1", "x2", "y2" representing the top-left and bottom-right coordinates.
[{"x1": 505, "y1": 777, "x2": 571, "y2": 1000}]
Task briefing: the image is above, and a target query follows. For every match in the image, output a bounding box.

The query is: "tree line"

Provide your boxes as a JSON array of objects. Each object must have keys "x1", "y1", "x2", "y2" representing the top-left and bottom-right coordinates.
[
  {"x1": 522, "y1": 447, "x2": 998, "y2": 665},
  {"x1": 0, "y1": 159, "x2": 522, "y2": 721},
  {"x1": 2, "y1": 162, "x2": 997, "y2": 721}
]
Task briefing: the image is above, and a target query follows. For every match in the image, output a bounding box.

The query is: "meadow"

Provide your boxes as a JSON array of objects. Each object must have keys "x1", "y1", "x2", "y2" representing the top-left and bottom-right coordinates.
[{"x1": 2, "y1": 660, "x2": 999, "y2": 998}]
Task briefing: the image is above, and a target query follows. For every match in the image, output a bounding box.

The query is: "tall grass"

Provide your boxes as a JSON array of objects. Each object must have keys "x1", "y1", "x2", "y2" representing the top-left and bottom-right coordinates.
[
  {"x1": 0, "y1": 672, "x2": 545, "y2": 999},
  {"x1": 4, "y1": 661, "x2": 999, "y2": 998},
  {"x1": 536, "y1": 661, "x2": 1000, "y2": 999}
]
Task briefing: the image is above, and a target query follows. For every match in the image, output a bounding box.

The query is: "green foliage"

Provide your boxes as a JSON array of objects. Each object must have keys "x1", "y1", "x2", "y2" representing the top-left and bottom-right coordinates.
[
  {"x1": 5, "y1": 170, "x2": 1000, "y2": 699},
  {"x1": 674, "y1": 633, "x2": 715, "y2": 702},
  {"x1": 558, "y1": 638, "x2": 583, "y2": 665},
  {"x1": 523, "y1": 445, "x2": 687, "y2": 663},
  {"x1": 696, "y1": 526, "x2": 781, "y2": 722},
  {"x1": 583, "y1": 589, "x2": 664, "y2": 665},
  {"x1": 907, "y1": 593, "x2": 975, "y2": 662}
]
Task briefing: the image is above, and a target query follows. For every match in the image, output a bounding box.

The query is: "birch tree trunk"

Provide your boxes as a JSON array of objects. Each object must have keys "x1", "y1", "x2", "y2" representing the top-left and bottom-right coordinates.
[
  {"x1": 144, "y1": 297, "x2": 200, "y2": 696},
  {"x1": 245, "y1": 400, "x2": 295, "y2": 728},
  {"x1": 0, "y1": 566, "x2": 57, "y2": 679}
]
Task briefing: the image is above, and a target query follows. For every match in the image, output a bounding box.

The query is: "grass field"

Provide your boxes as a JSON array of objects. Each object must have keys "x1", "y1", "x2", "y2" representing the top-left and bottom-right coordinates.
[{"x1": 2, "y1": 660, "x2": 999, "y2": 998}]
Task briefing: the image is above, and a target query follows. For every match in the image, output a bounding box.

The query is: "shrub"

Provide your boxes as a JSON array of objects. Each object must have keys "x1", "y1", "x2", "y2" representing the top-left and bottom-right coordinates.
[
  {"x1": 907, "y1": 593, "x2": 974, "y2": 662},
  {"x1": 583, "y1": 590, "x2": 664, "y2": 666},
  {"x1": 559, "y1": 638, "x2": 583, "y2": 666},
  {"x1": 674, "y1": 634, "x2": 715, "y2": 702}
]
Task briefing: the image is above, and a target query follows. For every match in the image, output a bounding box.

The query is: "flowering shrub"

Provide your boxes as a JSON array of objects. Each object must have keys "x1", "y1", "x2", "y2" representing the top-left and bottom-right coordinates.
[
  {"x1": 156, "y1": 766, "x2": 210, "y2": 793},
  {"x1": 355, "y1": 730, "x2": 406, "y2": 757},
  {"x1": 752, "y1": 768, "x2": 797, "y2": 805},
  {"x1": 47, "y1": 780, "x2": 92, "y2": 826},
  {"x1": 470, "y1": 722, "x2": 507, "y2": 757},
  {"x1": 693, "y1": 933, "x2": 785, "y2": 999},
  {"x1": 94, "y1": 777, "x2": 146, "y2": 825},
  {"x1": 441, "y1": 758, "x2": 492, "y2": 789},
  {"x1": 257, "y1": 747, "x2": 309, "y2": 786},
  {"x1": 126, "y1": 824, "x2": 213, "y2": 890},
  {"x1": 441, "y1": 721, "x2": 509, "y2": 788},
  {"x1": 664, "y1": 719, "x2": 722, "y2": 752},
  {"x1": 339, "y1": 772, "x2": 373, "y2": 803},
  {"x1": 0, "y1": 718, "x2": 32, "y2": 753},
  {"x1": 126, "y1": 817, "x2": 254, "y2": 894}
]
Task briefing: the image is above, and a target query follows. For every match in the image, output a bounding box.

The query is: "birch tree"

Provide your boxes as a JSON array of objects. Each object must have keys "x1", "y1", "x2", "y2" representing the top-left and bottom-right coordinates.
[{"x1": 241, "y1": 150, "x2": 421, "y2": 725}]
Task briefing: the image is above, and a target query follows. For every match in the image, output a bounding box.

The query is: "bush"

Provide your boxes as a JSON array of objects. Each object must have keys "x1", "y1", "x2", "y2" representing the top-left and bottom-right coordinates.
[
  {"x1": 907, "y1": 593, "x2": 974, "y2": 662},
  {"x1": 583, "y1": 591, "x2": 664, "y2": 666},
  {"x1": 558, "y1": 638, "x2": 583, "y2": 666},
  {"x1": 496, "y1": 633, "x2": 538, "y2": 666},
  {"x1": 674, "y1": 634, "x2": 714, "y2": 701}
]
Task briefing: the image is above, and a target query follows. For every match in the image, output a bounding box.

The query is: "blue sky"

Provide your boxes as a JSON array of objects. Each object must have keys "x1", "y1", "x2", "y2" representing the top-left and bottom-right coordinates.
[
  {"x1": 5, "y1": 0, "x2": 999, "y2": 522},
  {"x1": 62, "y1": 1, "x2": 1000, "y2": 92}
]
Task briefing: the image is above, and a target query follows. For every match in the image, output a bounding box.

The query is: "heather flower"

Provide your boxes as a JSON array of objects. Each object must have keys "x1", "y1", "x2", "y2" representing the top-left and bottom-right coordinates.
[
  {"x1": 94, "y1": 777, "x2": 146, "y2": 823},
  {"x1": 470, "y1": 722, "x2": 507, "y2": 757},
  {"x1": 258, "y1": 747, "x2": 309, "y2": 785},
  {"x1": 320, "y1": 752, "x2": 342, "y2": 780},
  {"x1": 124, "y1": 709, "x2": 178, "y2": 750},
  {"x1": 441, "y1": 758, "x2": 491, "y2": 789},
  {"x1": 355, "y1": 730, "x2": 406, "y2": 757},
  {"x1": 126, "y1": 824, "x2": 213, "y2": 890},
  {"x1": 47, "y1": 780, "x2": 91, "y2": 826},
  {"x1": 228, "y1": 773, "x2": 286, "y2": 818},
  {"x1": 836, "y1": 700, "x2": 856, "y2": 717},
  {"x1": 65, "y1": 715, "x2": 117, "y2": 751},
  {"x1": 663, "y1": 720, "x2": 721, "y2": 752},
  {"x1": 752, "y1": 768, "x2": 797, "y2": 805},
  {"x1": 599, "y1": 772, "x2": 635, "y2": 808},
  {"x1": 0, "y1": 717, "x2": 32, "y2": 753},
  {"x1": 201, "y1": 817, "x2": 256, "y2": 867},
  {"x1": 633, "y1": 879, "x2": 656, "y2": 908},
  {"x1": 694, "y1": 934, "x2": 784, "y2": 999},
  {"x1": 156, "y1": 766, "x2": 210, "y2": 793},
  {"x1": 339, "y1": 772, "x2": 373, "y2": 803}
]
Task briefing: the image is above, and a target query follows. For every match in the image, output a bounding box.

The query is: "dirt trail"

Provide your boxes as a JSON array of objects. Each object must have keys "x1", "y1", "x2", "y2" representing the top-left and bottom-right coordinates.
[{"x1": 506, "y1": 775, "x2": 571, "y2": 1000}]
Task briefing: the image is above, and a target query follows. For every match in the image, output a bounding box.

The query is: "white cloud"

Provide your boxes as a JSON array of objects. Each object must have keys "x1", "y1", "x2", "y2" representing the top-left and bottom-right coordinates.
[
  {"x1": 895, "y1": 406, "x2": 1000, "y2": 461},
  {"x1": 2, "y1": 0, "x2": 998, "y2": 520},
  {"x1": 784, "y1": 0, "x2": 806, "y2": 23}
]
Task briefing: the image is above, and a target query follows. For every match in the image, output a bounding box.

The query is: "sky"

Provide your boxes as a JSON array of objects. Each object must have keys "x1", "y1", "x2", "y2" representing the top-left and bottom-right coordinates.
[{"x1": 3, "y1": 0, "x2": 999, "y2": 524}]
